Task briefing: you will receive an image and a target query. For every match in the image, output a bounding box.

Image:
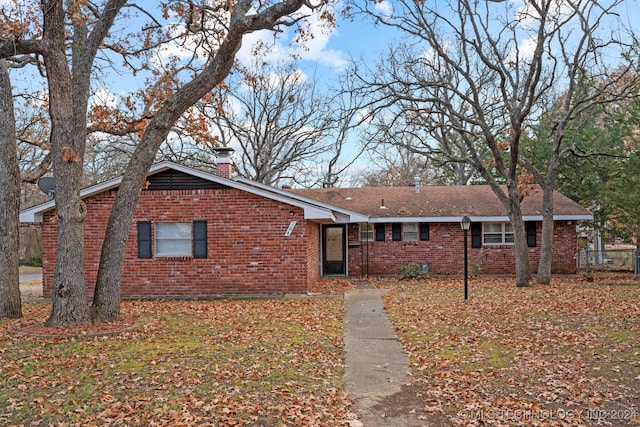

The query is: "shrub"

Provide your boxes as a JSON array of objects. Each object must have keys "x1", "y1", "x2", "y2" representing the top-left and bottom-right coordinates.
[
  {"x1": 400, "y1": 262, "x2": 429, "y2": 279},
  {"x1": 20, "y1": 255, "x2": 42, "y2": 267}
]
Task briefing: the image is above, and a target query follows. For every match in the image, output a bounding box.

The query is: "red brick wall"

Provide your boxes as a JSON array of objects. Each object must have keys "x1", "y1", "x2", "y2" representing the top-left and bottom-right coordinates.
[
  {"x1": 40, "y1": 189, "x2": 581, "y2": 298},
  {"x1": 305, "y1": 222, "x2": 321, "y2": 286},
  {"x1": 347, "y1": 221, "x2": 578, "y2": 277},
  {"x1": 42, "y1": 188, "x2": 312, "y2": 298}
]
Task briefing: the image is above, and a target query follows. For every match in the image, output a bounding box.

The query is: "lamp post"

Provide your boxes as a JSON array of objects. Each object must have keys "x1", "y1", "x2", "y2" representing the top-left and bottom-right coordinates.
[{"x1": 460, "y1": 216, "x2": 471, "y2": 301}]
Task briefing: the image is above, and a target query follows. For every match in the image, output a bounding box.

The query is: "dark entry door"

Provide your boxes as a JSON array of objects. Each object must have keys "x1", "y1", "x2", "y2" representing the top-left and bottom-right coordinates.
[{"x1": 322, "y1": 225, "x2": 346, "y2": 275}]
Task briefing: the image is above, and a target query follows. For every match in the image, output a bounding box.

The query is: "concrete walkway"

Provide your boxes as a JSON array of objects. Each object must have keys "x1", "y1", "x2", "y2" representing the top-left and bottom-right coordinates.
[{"x1": 343, "y1": 288, "x2": 421, "y2": 426}]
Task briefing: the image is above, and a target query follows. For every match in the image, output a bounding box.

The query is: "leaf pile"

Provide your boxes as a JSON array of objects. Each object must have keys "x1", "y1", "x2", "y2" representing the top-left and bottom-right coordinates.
[
  {"x1": 382, "y1": 276, "x2": 640, "y2": 426},
  {"x1": 1, "y1": 299, "x2": 352, "y2": 426},
  {"x1": 308, "y1": 278, "x2": 357, "y2": 295}
]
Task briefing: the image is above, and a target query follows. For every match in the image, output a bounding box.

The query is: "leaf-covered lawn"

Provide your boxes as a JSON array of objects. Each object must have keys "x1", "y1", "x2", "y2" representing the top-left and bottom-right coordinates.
[
  {"x1": 380, "y1": 277, "x2": 640, "y2": 426},
  {"x1": 3, "y1": 277, "x2": 639, "y2": 426},
  {"x1": 0, "y1": 299, "x2": 351, "y2": 426}
]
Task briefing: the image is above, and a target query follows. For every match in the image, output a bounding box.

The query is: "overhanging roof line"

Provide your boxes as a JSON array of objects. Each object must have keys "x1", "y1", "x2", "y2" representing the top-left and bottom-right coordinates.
[
  {"x1": 233, "y1": 176, "x2": 368, "y2": 222},
  {"x1": 19, "y1": 161, "x2": 368, "y2": 224},
  {"x1": 20, "y1": 162, "x2": 593, "y2": 224}
]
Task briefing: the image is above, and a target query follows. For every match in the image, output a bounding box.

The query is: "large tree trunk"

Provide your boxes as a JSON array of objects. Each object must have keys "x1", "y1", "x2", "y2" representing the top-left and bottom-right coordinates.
[
  {"x1": 42, "y1": 0, "x2": 126, "y2": 326},
  {"x1": 536, "y1": 184, "x2": 555, "y2": 285},
  {"x1": 91, "y1": 0, "x2": 310, "y2": 321},
  {"x1": 0, "y1": 60, "x2": 23, "y2": 319},
  {"x1": 91, "y1": 30, "x2": 246, "y2": 322},
  {"x1": 506, "y1": 185, "x2": 532, "y2": 287},
  {"x1": 43, "y1": 0, "x2": 90, "y2": 326}
]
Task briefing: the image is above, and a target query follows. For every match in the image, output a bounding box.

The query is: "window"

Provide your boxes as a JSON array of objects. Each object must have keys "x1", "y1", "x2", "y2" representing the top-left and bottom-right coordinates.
[
  {"x1": 137, "y1": 220, "x2": 208, "y2": 258},
  {"x1": 375, "y1": 223, "x2": 386, "y2": 242},
  {"x1": 483, "y1": 223, "x2": 514, "y2": 245},
  {"x1": 155, "y1": 222, "x2": 192, "y2": 256},
  {"x1": 359, "y1": 223, "x2": 374, "y2": 242},
  {"x1": 403, "y1": 223, "x2": 418, "y2": 241}
]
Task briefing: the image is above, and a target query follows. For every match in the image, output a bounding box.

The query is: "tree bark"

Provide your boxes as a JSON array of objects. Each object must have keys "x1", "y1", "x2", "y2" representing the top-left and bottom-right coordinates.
[
  {"x1": 37, "y1": 0, "x2": 127, "y2": 326},
  {"x1": 505, "y1": 184, "x2": 532, "y2": 287},
  {"x1": 43, "y1": 0, "x2": 90, "y2": 326},
  {"x1": 92, "y1": 30, "x2": 246, "y2": 322},
  {"x1": 536, "y1": 183, "x2": 555, "y2": 285},
  {"x1": 91, "y1": 0, "x2": 309, "y2": 322},
  {"x1": 0, "y1": 60, "x2": 23, "y2": 319}
]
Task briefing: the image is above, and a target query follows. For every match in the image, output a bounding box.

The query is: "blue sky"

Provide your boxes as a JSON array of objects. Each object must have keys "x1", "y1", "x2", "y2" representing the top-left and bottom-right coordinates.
[
  {"x1": 235, "y1": 2, "x2": 400, "y2": 81},
  {"x1": 7, "y1": 0, "x2": 640, "y2": 184}
]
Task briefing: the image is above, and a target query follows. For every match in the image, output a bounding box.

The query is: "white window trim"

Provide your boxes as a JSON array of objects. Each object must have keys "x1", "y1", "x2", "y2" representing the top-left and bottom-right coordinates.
[
  {"x1": 359, "y1": 223, "x2": 374, "y2": 242},
  {"x1": 403, "y1": 223, "x2": 419, "y2": 242},
  {"x1": 155, "y1": 222, "x2": 192, "y2": 256},
  {"x1": 483, "y1": 222, "x2": 514, "y2": 245}
]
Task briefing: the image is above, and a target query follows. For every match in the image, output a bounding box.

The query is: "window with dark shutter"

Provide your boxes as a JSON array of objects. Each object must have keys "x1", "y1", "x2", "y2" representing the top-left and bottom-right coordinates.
[
  {"x1": 420, "y1": 223, "x2": 430, "y2": 241},
  {"x1": 193, "y1": 220, "x2": 208, "y2": 258},
  {"x1": 526, "y1": 221, "x2": 537, "y2": 247},
  {"x1": 375, "y1": 223, "x2": 385, "y2": 241},
  {"x1": 471, "y1": 223, "x2": 482, "y2": 248},
  {"x1": 137, "y1": 221, "x2": 152, "y2": 258},
  {"x1": 392, "y1": 223, "x2": 402, "y2": 241}
]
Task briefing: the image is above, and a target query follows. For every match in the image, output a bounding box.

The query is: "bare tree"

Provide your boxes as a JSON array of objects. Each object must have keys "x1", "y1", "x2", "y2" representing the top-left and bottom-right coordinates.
[
  {"x1": 360, "y1": 102, "x2": 481, "y2": 185},
  {"x1": 521, "y1": 67, "x2": 640, "y2": 284},
  {"x1": 93, "y1": 0, "x2": 332, "y2": 322},
  {"x1": 207, "y1": 56, "x2": 355, "y2": 187},
  {"x1": 0, "y1": 56, "x2": 53, "y2": 320},
  {"x1": 352, "y1": 144, "x2": 437, "y2": 187},
  {"x1": 351, "y1": 0, "x2": 639, "y2": 286},
  {"x1": 2, "y1": 0, "x2": 332, "y2": 325}
]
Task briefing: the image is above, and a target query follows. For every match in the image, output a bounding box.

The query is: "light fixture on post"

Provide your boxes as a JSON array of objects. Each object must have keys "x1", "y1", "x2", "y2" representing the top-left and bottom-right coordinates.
[{"x1": 460, "y1": 216, "x2": 471, "y2": 301}]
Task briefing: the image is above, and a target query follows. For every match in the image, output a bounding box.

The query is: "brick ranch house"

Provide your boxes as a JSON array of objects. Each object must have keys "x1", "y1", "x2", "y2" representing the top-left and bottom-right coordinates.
[{"x1": 19, "y1": 161, "x2": 592, "y2": 298}]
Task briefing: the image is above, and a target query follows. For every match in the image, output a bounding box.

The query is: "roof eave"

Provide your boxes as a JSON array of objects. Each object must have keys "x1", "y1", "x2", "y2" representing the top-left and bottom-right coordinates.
[
  {"x1": 367, "y1": 214, "x2": 594, "y2": 223},
  {"x1": 19, "y1": 161, "x2": 370, "y2": 224}
]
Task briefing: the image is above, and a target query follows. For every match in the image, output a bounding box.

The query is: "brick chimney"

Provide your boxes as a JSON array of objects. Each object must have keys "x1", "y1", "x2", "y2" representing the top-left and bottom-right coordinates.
[{"x1": 213, "y1": 147, "x2": 234, "y2": 179}]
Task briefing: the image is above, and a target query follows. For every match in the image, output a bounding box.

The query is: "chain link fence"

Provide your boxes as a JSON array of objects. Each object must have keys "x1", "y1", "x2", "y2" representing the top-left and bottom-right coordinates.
[{"x1": 577, "y1": 248, "x2": 640, "y2": 279}]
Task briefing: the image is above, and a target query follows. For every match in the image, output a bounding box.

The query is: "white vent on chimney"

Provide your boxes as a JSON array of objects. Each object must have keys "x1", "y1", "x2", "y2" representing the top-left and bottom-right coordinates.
[{"x1": 213, "y1": 147, "x2": 235, "y2": 179}]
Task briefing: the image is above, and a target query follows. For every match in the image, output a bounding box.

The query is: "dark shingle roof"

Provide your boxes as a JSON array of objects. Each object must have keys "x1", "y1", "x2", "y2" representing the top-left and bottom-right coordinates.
[{"x1": 289, "y1": 185, "x2": 591, "y2": 220}]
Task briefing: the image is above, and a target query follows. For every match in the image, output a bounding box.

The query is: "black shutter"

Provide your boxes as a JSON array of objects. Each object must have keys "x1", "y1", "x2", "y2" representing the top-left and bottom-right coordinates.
[
  {"x1": 137, "y1": 221, "x2": 152, "y2": 258},
  {"x1": 471, "y1": 223, "x2": 482, "y2": 248},
  {"x1": 193, "y1": 220, "x2": 208, "y2": 258},
  {"x1": 375, "y1": 223, "x2": 385, "y2": 241},
  {"x1": 420, "y1": 223, "x2": 430, "y2": 241},
  {"x1": 392, "y1": 223, "x2": 402, "y2": 241},
  {"x1": 526, "y1": 221, "x2": 537, "y2": 247}
]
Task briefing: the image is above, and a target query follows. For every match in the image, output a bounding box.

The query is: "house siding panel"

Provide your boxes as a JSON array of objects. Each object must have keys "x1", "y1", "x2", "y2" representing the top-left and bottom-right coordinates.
[{"x1": 41, "y1": 188, "x2": 311, "y2": 298}]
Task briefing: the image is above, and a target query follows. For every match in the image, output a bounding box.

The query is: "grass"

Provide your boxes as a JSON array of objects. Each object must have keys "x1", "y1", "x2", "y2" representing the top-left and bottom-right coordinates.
[
  {"x1": 0, "y1": 299, "x2": 349, "y2": 426},
  {"x1": 3, "y1": 276, "x2": 639, "y2": 426},
  {"x1": 380, "y1": 276, "x2": 640, "y2": 426}
]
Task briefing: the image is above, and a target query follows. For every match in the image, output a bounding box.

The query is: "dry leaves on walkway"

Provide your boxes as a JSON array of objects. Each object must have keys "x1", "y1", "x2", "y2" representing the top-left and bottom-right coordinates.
[
  {"x1": 1, "y1": 298, "x2": 352, "y2": 426},
  {"x1": 382, "y1": 276, "x2": 640, "y2": 426}
]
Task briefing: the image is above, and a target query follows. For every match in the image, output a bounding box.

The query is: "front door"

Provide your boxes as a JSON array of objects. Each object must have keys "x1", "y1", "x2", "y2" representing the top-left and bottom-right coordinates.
[{"x1": 322, "y1": 225, "x2": 346, "y2": 275}]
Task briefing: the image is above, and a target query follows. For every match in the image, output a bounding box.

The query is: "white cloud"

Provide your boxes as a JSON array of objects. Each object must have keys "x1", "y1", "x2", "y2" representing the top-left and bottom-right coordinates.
[
  {"x1": 91, "y1": 87, "x2": 117, "y2": 108},
  {"x1": 514, "y1": 0, "x2": 576, "y2": 29},
  {"x1": 374, "y1": 0, "x2": 393, "y2": 19},
  {"x1": 504, "y1": 36, "x2": 538, "y2": 64},
  {"x1": 236, "y1": 6, "x2": 347, "y2": 72}
]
